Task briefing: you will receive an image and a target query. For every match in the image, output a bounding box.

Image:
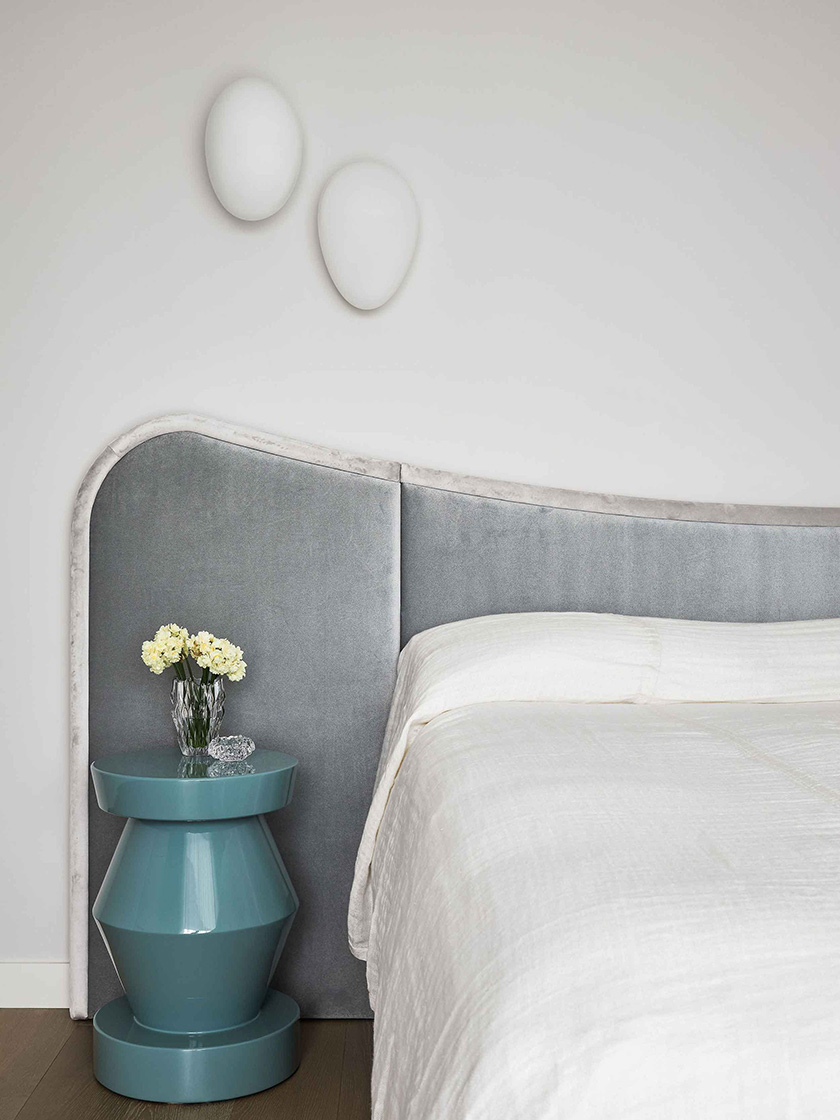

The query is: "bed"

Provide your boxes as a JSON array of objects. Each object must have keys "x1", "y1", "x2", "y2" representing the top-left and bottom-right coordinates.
[
  {"x1": 350, "y1": 613, "x2": 840, "y2": 1118},
  {"x1": 70, "y1": 416, "x2": 840, "y2": 1111}
]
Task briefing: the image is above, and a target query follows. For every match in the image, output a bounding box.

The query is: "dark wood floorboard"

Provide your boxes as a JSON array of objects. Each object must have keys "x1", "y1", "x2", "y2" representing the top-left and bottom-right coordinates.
[
  {"x1": 337, "y1": 1019, "x2": 373, "y2": 1120},
  {"x1": 1, "y1": 1014, "x2": 372, "y2": 1120},
  {"x1": 0, "y1": 1009, "x2": 75, "y2": 1120},
  {"x1": 232, "y1": 1020, "x2": 346, "y2": 1120}
]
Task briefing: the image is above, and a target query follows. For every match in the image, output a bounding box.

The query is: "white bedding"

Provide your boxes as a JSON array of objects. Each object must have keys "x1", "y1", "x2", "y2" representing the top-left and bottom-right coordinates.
[{"x1": 350, "y1": 614, "x2": 840, "y2": 1119}]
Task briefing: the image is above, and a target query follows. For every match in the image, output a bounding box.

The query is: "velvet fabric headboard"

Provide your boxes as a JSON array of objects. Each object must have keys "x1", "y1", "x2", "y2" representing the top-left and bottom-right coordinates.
[
  {"x1": 400, "y1": 484, "x2": 840, "y2": 641},
  {"x1": 70, "y1": 416, "x2": 840, "y2": 1020}
]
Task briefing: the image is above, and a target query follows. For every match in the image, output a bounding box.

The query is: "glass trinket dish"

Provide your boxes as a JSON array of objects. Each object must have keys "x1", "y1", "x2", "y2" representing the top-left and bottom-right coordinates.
[{"x1": 208, "y1": 734, "x2": 256, "y2": 762}]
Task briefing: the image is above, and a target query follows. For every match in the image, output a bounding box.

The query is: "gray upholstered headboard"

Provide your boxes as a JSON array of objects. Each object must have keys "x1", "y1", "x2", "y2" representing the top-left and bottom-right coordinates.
[{"x1": 70, "y1": 415, "x2": 840, "y2": 1020}]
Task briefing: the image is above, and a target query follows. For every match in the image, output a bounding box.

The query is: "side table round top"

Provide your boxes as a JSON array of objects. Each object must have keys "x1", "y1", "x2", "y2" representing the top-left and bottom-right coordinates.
[{"x1": 91, "y1": 748, "x2": 298, "y2": 821}]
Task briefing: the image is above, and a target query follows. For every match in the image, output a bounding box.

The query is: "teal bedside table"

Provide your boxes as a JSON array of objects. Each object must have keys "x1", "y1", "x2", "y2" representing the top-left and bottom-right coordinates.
[{"x1": 90, "y1": 749, "x2": 300, "y2": 1103}]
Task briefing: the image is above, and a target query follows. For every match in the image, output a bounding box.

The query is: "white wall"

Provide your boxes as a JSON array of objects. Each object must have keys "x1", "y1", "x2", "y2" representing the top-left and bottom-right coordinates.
[{"x1": 2, "y1": 0, "x2": 839, "y2": 1003}]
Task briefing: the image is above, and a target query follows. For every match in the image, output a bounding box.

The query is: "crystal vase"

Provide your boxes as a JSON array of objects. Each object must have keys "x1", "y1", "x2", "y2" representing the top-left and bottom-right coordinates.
[{"x1": 170, "y1": 677, "x2": 225, "y2": 757}]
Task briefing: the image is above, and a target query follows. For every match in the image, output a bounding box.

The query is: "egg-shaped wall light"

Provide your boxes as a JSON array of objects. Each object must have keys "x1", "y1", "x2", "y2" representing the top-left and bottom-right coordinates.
[
  {"x1": 317, "y1": 161, "x2": 419, "y2": 310},
  {"x1": 205, "y1": 77, "x2": 302, "y2": 221}
]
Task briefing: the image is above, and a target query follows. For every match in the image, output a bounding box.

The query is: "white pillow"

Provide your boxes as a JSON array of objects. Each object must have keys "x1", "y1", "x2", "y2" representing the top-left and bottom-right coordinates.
[{"x1": 389, "y1": 612, "x2": 840, "y2": 721}]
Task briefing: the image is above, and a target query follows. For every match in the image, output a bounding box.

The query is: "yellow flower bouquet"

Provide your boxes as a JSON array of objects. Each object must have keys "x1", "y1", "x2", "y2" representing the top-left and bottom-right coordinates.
[{"x1": 141, "y1": 623, "x2": 247, "y2": 756}]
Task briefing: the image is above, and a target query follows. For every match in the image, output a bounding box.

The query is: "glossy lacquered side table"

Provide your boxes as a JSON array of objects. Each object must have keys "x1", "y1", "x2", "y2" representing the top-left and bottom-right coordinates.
[{"x1": 90, "y1": 749, "x2": 300, "y2": 1103}]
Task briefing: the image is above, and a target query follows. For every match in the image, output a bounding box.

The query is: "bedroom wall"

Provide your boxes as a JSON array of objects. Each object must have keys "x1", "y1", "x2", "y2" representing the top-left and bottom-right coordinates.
[{"x1": 1, "y1": 0, "x2": 839, "y2": 1004}]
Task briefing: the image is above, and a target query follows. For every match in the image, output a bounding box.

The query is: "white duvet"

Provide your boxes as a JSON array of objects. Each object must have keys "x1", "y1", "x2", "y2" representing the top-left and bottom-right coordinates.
[{"x1": 350, "y1": 614, "x2": 840, "y2": 1119}]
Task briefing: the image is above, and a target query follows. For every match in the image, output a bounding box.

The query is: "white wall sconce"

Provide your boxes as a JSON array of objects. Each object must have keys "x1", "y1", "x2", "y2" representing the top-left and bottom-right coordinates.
[
  {"x1": 205, "y1": 77, "x2": 302, "y2": 221},
  {"x1": 317, "y1": 160, "x2": 419, "y2": 310}
]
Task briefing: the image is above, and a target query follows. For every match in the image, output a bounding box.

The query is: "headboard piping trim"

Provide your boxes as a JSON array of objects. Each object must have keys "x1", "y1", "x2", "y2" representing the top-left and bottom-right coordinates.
[{"x1": 401, "y1": 464, "x2": 840, "y2": 527}]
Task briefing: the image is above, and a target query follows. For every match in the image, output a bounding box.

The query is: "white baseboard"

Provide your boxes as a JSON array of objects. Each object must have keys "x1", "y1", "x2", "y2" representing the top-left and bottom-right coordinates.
[{"x1": 0, "y1": 962, "x2": 70, "y2": 1008}]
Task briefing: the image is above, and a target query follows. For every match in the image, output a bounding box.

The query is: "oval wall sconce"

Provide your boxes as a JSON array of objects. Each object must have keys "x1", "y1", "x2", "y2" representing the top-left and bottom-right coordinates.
[
  {"x1": 317, "y1": 161, "x2": 419, "y2": 310},
  {"x1": 205, "y1": 77, "x2": 302, "y2": 221}
]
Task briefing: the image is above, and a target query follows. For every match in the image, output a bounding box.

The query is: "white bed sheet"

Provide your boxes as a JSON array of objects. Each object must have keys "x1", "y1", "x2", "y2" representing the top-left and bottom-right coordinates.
[{"x1": 365, "y1": 700, "x2": 840, "y2": 1119}]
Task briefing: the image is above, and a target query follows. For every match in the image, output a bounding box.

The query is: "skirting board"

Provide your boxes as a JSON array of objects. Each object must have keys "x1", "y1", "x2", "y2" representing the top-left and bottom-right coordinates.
[{"x1": 0, "y1": 963, "x2": 69, "y2": 1008}]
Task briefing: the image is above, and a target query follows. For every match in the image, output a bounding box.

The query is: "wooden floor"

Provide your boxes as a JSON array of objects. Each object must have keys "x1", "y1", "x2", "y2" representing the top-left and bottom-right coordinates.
[{"x1": 0, "y1": 1011, "x2": 372, "y2": 1120}]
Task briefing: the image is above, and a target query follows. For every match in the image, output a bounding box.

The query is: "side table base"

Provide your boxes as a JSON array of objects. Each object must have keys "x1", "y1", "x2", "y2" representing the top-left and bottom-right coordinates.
[{"x1": 93, "y1": 990, "x2": 301, "y2": 1103}]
